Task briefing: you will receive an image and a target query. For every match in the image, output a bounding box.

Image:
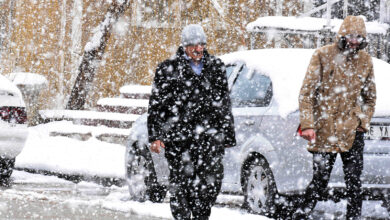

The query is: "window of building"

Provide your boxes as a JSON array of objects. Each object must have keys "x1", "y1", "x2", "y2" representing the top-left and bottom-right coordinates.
[{"x1": 311, "y1": 0, "x2": 380, "y2": 21}]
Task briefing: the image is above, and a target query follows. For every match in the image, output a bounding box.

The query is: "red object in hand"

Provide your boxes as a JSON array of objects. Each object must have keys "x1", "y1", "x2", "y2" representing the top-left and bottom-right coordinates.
[{"x1": 297, "y1": 124, "x2": 303, "y2": 136}]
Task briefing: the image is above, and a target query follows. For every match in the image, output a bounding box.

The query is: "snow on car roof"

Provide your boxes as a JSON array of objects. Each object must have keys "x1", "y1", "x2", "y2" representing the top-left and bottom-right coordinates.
[
  {"x1": 220, "y1": 48, "x2": 390, "y2": 117},
  {"x1": 7, "y1": 72, "x2": 48, "y2": 87},
  {"x1": 0, "y1": 73, "x2": 23, "y2": 96},
  {"x1": 247, "y1": 16, "x2": 389, "y2": 35}
]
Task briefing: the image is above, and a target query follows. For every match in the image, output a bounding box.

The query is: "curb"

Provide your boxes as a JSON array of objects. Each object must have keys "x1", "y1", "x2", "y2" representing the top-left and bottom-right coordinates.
[{"x1": 15, "y1": 167, "x2": 126, "y2": 187}]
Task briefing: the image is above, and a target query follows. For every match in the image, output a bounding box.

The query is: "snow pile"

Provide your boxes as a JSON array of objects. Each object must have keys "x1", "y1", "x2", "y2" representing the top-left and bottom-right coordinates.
[
  {"x1": 104, "y1": 193, "x2": 271, "y2": 220},
  {"x1": 15, "y1": 123, "x2": 126, "y2": 178},
  {"x1": 34, "y1": 120, "x2": 130, "y2": 136},
  {"x1": 315, "y1": 200, "x2": 389, "y2": 219},
  {"x1": 97, "y1": 98, "x2": 149, "y2": 107},
  {"x1": 6, "y1": 72, "x2": 48, "y2": 87},
  {"x1": 0, "y1": 74, "x2": 24, "y2": 96},
  {"x1": 119, "y1": 84, "x2": 151, "y2": 95},
  {"x1": 39, "y1": 109, "x2": 140, "y2": 122}
]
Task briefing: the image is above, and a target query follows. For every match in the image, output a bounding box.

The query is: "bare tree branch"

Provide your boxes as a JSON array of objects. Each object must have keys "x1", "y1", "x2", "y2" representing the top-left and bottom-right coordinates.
[{"x1": 66, "y1": 0, "x2": 130, "y2": 110}]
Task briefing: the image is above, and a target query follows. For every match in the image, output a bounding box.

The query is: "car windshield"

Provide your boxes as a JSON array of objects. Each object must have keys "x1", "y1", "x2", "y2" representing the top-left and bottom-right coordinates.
[
  {"x1": 226, "y1": 65, "x2": 235, "y2": 78},
  {"x1": 229, "y1": 65, "x2": 272, "y2": 107}
]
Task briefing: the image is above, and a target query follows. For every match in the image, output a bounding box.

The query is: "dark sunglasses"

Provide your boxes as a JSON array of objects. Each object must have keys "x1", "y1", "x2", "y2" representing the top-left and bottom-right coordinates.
[
  {"x1": 345, "y1": 34, "x2": 365, "y2": 43},
  {"x1": 338, "y1": 34, "x2": 368, "y2": 50}
]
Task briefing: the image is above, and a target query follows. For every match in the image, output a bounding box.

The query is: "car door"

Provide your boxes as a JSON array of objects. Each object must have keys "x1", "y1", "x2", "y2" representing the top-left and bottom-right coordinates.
[
  {"x1": 222, "y1": 63, "x2": 274, "y2": 193},
  {"x1": 222, "y1": 63, "x2": 313, "y2": 194},
  {"x1": 238, "y1": 69, "x2": 312, "y2": 194}
]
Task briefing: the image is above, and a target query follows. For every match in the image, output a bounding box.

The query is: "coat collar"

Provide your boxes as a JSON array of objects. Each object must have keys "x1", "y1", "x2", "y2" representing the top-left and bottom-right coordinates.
[{"x1": 175, "y1": 46, "x2": 213, "y2": 78}]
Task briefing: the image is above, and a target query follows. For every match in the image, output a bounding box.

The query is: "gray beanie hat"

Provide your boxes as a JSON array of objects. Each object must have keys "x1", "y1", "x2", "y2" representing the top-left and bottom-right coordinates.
[{"x1": 181, "y1": 24, "x2": 207, "y2": 46}]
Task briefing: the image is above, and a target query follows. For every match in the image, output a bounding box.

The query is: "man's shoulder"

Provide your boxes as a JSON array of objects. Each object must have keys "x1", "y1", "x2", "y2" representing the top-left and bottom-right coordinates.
[
  {"x1": 160, "y1": 56, "x2": 178, "y2": 65},
  {"x1": 204, "y1": 54, "x2": 225, "y2": 67},
  {"x1": 315, "y1": 44, "x2": 338, "y2": 55},
  {"x1": 157, "y1": 56, "x2": 180, "y2": 70}
]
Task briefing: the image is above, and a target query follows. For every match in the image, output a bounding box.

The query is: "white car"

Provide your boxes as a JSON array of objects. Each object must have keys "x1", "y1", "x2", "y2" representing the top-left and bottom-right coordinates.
[
  {"x1": 125, "y1": 49, "x2": 390, "y2": 216},
  {"x1": 0, "y1": 74, "x2": 29, "y2": 186}
]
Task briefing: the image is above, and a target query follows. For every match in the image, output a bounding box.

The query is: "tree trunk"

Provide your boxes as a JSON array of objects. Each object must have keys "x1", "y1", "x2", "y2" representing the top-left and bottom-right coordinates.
[{"x1": 66, "y1": 0, "x2": 130, "y2": 110}]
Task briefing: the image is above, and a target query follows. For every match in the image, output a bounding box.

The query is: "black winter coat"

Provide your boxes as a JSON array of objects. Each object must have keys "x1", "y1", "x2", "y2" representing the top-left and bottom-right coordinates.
[{"x1": 147, "y1": 47, "x2": 236, "y2": 151}]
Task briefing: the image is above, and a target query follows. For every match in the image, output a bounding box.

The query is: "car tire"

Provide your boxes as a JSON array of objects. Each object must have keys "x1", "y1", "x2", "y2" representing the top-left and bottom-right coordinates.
[
  {"x1": 241, "y1": 154, "x2": 278, "y2": 216},
  {"x1": 126, "y1": 142, "x2": 167, "y2": 203},
  {"x1": 0, "y1": 156, "x2": 15, "y2": 187}
]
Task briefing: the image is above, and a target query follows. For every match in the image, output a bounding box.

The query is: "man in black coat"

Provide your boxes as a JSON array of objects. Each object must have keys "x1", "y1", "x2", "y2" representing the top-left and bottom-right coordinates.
[{"x1": 147, "y1": 24, "x2": 236, "y2": 220}]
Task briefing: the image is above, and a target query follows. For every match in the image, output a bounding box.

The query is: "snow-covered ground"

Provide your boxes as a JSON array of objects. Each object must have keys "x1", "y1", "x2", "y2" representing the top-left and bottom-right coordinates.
[
  {"x1": 7, "y1": 171, "x2": 266, "y2": 220},
  {"x1": 12, "y1": 122, "x2": 390, "y2": 219},
  {"x1": 9, "y1": 171, "x2": 390, "y2": 219},
  {"x1": 9, "y1": 171, "x2": 389, "y2": 220},
  {"x1": 13, "y1": 122, "x2": 270, "y2": 219}
]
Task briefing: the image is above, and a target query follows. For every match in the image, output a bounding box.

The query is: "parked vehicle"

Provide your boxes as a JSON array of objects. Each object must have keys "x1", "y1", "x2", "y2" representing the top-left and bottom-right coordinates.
[
  {"x1": 125, "y1": 49, "x2": 390, "y2": 215},
  {"x1": 0, "y1": 74, "x2": 29, "y2": 186}
]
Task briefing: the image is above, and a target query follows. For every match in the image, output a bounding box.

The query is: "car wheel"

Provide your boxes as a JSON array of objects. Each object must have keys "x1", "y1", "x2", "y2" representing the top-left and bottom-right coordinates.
[
  {"x1": 241, "y1": 154, "x2": 277, "y2": 216},
  {"x1": 126, "y1": 142, "x2": 166, "y2": 203},
  {"x1": 0, "y1": 156, "x2": 15, "y2": 187}
]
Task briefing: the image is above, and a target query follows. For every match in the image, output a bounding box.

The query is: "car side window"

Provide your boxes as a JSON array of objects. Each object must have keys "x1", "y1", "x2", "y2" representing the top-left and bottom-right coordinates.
[{"x1": 230, "y1": 65, "x2": 273, "y2": 108}]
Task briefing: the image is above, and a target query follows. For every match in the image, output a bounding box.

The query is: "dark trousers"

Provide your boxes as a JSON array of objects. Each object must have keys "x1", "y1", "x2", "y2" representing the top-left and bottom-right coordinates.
[
  {"x1": 165, "y1": 140, "x2": 224, "y2": 220},
  {"x1": 298, "y1": 131, "x2": 365, "y2": 220}
]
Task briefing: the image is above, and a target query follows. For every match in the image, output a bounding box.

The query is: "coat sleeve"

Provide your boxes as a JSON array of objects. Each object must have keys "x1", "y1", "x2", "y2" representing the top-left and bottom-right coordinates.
[
  {"x1": 299, "y1": 50, "x2": 323, "y2": 130},
  {"x1": 359, "y1": 58, "x2": 376, "y2": 131},
  {"x1": 147, "y1": 62, "x2": 171, "y2": 144},
  {"x1": 215, "y1": 59, "x2": 236, "y2": 147}
]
